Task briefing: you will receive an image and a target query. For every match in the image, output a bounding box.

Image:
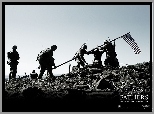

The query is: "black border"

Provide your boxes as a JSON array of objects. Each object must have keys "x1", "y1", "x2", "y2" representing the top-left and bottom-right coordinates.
[
  {"x1": 2, "y1": 2, "x2": 5, "y2": 112},
  {"x1": 2, "y1": 2, "x2": 153, "y2": 112},
  {"x1": 2, "y1": 2, "x2": 153, "y2": 5},
  {"x1": 149, "y1": 2, "x2": 152, "y2": 111}
]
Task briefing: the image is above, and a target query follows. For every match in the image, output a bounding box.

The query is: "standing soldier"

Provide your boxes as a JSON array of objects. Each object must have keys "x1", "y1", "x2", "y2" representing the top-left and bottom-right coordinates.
[
  {"x1": 37, "y1": 45, "x2": 57, "y2": 80},
  {"x1": 7, "y1": 45, "x2": 20, "y2": 80},
  {"x1": 102, "y1": 40, "x2": 119, "y2": 68},
  {"x1": 74, "y1": 44, "x2": 88, "y2": 68}
]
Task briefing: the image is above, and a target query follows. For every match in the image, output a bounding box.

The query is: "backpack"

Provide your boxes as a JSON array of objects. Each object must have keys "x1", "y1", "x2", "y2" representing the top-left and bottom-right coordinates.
[
  {"x1": 37, "y1": 48, "x2": 51, "y2": 61},
  {"x1": 7, "y1": 51, "x2": 19, "y2": 60},
  {"x1": 7, "y1": 52, "x2": 12, "y2": 59}
]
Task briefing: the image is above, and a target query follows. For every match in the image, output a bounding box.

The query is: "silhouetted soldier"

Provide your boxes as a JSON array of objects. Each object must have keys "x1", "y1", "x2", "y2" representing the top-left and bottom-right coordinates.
[
  {"x1": 102, "y1": 40, "x2": 119, "y2": 68},
  {"x1": 30, "y1": 70, "x2": 38, "y2": 79},
  {"x1": 74, "y1": 44, "x2": 88, "y2": 68},
  {"x1": 87, "y1": 47, "x2": 105, "y2": 67},
  {"x1": 7, "y1": 45, "x2": 20, "y2": 80},
  {"x1": 37, "y1": 45, "x2": 57, "y2": 79}
]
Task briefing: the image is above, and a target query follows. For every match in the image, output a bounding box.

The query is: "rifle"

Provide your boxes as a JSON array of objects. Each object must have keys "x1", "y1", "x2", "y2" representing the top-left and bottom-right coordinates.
[{"x1": 54, "y1": 43, "x2": 86, "y2": 69}]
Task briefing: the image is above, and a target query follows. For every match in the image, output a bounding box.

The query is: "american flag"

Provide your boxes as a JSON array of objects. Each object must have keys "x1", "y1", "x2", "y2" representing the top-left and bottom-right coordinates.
[{"x1": 122, "y1": 33, "x2": 141, "y2": 54}]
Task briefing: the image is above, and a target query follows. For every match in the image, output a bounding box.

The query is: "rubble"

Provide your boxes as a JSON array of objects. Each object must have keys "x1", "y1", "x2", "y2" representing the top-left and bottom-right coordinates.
[
  {"x1": 4, "y1": 61, "x2": 151, "y2": 111},
  {"x1": 5, "y1": 61, "x2": 150, "y2": 98}
]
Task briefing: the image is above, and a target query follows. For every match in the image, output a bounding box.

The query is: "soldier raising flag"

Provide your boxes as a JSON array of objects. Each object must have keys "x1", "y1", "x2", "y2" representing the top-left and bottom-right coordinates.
[
  {"x1": 87, "y1": 47, "x2": 105, "y2": 67},
  {"x1": 74, "y1": 44, "x2": 89, "y2": 68},
  {"x1": 48, "y1": 32, "x2": 141, "y2": 72},
  {"x1": 101, "y1": 40, "x2": 119, "y2": 68}
]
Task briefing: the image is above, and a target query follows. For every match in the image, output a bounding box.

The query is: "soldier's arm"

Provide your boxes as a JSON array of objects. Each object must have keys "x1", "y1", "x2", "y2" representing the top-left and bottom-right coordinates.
[
  {"x1": 87, "y1": 48, "x2": 93, "y2": 54},
  {"x1": 78, "y1": 49, "x2": 83, "y2": 57},
  {"x1": 15, "y1": 51, "x2": 20, "y2": 60},
  {"x1": 99, "y1": 46, "x2": 106, "y2": 54},
  {"x1": 49, "y1": 51, "x2": 56, "y2": 68},
  {"x1": 86, "y1": 50, "x2": 93, "y2": 55},
  {"x1": 101, "y1": 49, "x2": 106, "y2": 54},
  {"x1": 17, "y1": 53, "x2": 20, "y2": 60}
]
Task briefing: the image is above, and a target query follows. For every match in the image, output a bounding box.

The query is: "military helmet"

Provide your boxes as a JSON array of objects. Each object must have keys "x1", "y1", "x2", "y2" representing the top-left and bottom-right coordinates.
[
  {"x1": 32, "y1": 70, "x2": 35, "y2": 73},
  {"x1": 51, "y1": 45, "x2": 57, "y2": 50},
  {"x1": 104, "y1": 40, "x2": 109, "y2": 44},
  {"x1": 95, "y1": 47, "x2": 99, "y2": 51},
  {"x1": 83, "y1": 44, "x2": 87, "y2": 49},
  {"x1": 12, "y1": 45, "x2": 17, "y2": 49}
]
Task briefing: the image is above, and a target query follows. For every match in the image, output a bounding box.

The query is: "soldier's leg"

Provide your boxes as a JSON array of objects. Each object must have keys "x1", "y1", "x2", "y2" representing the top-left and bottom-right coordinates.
[
  {"x1": 9, "y1": 64, "x2": 12, "y2": 80},
  {"x1": 80, "y1": 61, "x2": 85, "y2": 68},
  {"x1": 76, "y1": 58, "x2": 80, "y2": 68},
  {"x1": 46, "y1": 65, "x2": 55, "y2": 79},
  {"x1": 47, "y1": 69, "x2": 53, "y2": 77},
  {"x1": 38, "y1": 65, "x2": 46, "y2": 79},
  {"x1": 12, "y1": 70, "x2": 17, "y2": 78},
  {"x1": 104, "y1": 58, "x2": 108, "y2": 66},
  {"x1": 9, "y1": 63, "x2": 16, "y2": 80},
  {"x1": 115, "y1": 57, "x2": 119, "y2": 67},
  {"x1": 81, "y1": 57, "x2": 86, "y2": 67},
  {"x1": 12, "y1": 64, "x2": 17, "y2": 78},
  {"x1": 109, "y1": 57, "x2": 113, "y2": 67},
  {"x1": 9, "y1": 71, "x2": 12, "y2": 80},
  {"x1": 9, "y1": 70, "x2": 11, "y2": 80}
]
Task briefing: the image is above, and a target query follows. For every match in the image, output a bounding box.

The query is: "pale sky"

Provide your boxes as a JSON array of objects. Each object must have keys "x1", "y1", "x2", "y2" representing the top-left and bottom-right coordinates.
[{"x1": 5, "y1": 5, "x2": 150, "y2": 76}]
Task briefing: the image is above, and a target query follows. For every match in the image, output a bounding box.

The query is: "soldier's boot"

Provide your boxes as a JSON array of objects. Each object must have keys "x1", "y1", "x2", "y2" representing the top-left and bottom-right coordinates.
[
  {"x1": 12, "y1": 70, "x2": 17, "y2": 79},
  {"x1": 38, "y1": 64, "x2": 46, "y2": 78},
  {"x1": 38, "y1": 69, "x2": 45, "y2": 79},
  {"x1": 46, "y1": 69, "x2": 54, "y2": 81},
  {"x1": 9, "y1": 72, "x2": 12, "y2": 81}
]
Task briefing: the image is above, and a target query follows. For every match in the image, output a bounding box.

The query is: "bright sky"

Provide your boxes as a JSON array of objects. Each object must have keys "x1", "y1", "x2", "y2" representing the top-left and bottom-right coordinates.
[{"x1": 5, "y1": 5, "x2": 150, "y2": 76}]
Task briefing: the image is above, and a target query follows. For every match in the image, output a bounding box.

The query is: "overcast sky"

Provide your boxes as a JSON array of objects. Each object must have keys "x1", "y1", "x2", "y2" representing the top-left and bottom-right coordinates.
[{"x1": 5, "y1": 5, "x2": 150, "y2": 77}]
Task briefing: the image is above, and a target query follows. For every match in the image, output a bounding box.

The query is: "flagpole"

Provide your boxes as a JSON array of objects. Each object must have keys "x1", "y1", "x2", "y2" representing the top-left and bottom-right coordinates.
[
  {"x1": 54, "y1": 43, "x2": 87, "y2": 69},
  {"x1": 91, "y1": 32, "x2": 130, "y2": 51},
  {"x1": 54, "y1": 58, "x2": 75, "y2": 69}
]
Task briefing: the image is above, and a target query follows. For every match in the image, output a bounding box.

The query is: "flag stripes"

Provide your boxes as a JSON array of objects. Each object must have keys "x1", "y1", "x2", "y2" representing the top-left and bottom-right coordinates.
[
  {"x1": 123, "y1": 34, "x2": 141, "y2": 54},
  {"x1": 123, "y1": 37, "x2": 138, "y2": 50}
]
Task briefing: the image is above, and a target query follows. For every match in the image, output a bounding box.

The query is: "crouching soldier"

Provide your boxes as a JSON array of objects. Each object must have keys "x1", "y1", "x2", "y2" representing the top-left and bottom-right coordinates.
[
  {"x1": 87, "y1": 47, "x2": 105, "y2": 67},
  {"x1": 30, "y1": 70, "x2": 38, "y2": 79}
]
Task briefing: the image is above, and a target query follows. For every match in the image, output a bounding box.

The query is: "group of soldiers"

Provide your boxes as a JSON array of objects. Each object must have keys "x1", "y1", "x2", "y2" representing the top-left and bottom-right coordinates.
[
  {"x1": 7, "y1": 39, "x2": 119, "y2": 80},
  {"x1": 7, "y1": 45, "x2": 57, "y2": 80},
  {"x1": 74, "y1": 40, "x2": 119, "y2": 69}
]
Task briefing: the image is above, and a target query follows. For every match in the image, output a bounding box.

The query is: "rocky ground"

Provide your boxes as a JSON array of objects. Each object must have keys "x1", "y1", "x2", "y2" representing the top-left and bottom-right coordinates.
[{"x1": 3, "y1": 61, "x2": 152, "y2": 112}]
